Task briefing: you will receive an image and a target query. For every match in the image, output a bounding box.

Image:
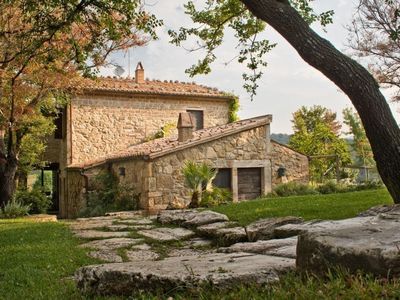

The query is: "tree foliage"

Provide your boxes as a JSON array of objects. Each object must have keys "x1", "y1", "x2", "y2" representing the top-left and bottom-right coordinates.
[
  {"x1": 168, "y1": 0, "x2": 333, "y2": 99},
  {"x1": 289, "y1": 106, "x2": 351, "y2": 181},
  {"x1": 347, "y1": 0, "x2": 400, "y2": 101},
  {"x1": 0, "y1": 0, "x2": 162, "y2": 206},
  {"x1": 343, "y1": 107, "x2": 374, "y2": 167}
]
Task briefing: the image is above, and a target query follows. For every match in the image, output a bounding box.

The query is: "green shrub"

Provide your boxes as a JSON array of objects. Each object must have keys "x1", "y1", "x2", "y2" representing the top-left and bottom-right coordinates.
[
  {"x1": 200, "y1": 187, "x2": 233, "y2": 207},
  {"x1": 0, "y1": 200, "x2": 31, "y2": 219},
  {"x1": 79, "y1": 171, "x2": 140, "y2": 217},
  {"x1": 16, "y1": 188, "x2": 51, "y2": 214},
  {"x1": 272, "y1": 182, "x2": 318, "y2": 197},
  {"x1": 317, "y1": 180, "x2": 340, "y2": 194},
  {"x1": 182, "y1": 160, "x2": 217, "y2": 208},
  {"x1": 355, "y1": 180, "x2": 384, "y2": 191}
]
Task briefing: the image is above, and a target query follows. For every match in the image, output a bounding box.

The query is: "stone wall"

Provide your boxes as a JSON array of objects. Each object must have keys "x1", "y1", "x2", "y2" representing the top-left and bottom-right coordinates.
[
  {"x1": 116, "y1": 126, "x2": 270, "y2": 210},
  {"x1": 270, "y1": 141, "x2": 309, "y2": 186},
  {"x1": 71, "y1": 95, "x2": 230, "y2": 164},
  {"x1": 112, "y1": 160, "x2": 149, "y2": 209}
]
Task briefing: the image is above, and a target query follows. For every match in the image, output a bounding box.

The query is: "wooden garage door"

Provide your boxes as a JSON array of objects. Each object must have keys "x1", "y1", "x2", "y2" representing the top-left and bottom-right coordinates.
[{"x1": 238, "y1": 168, "x2": 261, "y2": 200}]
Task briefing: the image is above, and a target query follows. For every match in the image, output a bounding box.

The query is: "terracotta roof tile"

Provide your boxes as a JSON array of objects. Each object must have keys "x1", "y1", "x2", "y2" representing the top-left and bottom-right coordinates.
[
  {"x1": 81, "y1": 77, "x2": 233, "y2": 100},
  {"x1": 67, "y1": 115, "x2": 272, "y2": 170}
]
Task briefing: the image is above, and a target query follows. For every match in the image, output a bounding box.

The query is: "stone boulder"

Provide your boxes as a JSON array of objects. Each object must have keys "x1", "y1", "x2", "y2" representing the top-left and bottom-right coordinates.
[
  {"x1": 357, "y1": 204, "x2": 400, "y2": 217},
  {"x1": 274, "y1": 217, "x2": 377, "y2": 239},
  {"x1": 75, "y1": 252, "x2": 295, "y2": 296},
  {"x1": 157, "y1": 210, "x2": 229, "y2": 227},
  {"x1": 196, "y1": 222, "x2": 247, "y2": 245},
  {"x1": 183, "y1": 211, "x2": 229, "y2": 227},
  {"x1": 157, "y1": 210, "x2": 198, "y2": 225},
  {"x1": 246, "y1": 216, "x2": 303, "y2": 241},
  {"x1": 214, "y1": 227, "x2": 248, "y2": 246},
  {"x1": 196, "y1": 222, "x2": 236, "y2": 236},
  {"x1": 219, "y1": 237, "x2": 298, "y2": 259},
  {"x1": 296, "y1": 213, "x2": 400, "y2": 277}
]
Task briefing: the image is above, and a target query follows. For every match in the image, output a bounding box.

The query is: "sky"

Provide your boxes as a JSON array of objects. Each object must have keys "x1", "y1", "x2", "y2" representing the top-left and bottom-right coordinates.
[{"x1": 102, "y1": 0, "x2": 399, "y2": 134}]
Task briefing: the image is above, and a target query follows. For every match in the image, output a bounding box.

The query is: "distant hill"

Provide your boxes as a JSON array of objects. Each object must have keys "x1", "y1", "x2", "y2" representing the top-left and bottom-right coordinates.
[{"x1": 271, "y1": 133, "x2": 291, "y2": 145}]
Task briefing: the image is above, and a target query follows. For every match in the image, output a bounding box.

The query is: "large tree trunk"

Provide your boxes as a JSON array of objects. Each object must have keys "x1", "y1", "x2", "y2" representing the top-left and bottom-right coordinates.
[
  {"x1": 0, "y1": 128, "x2": 18, "y2": 207},
  {"x1": 0, "y1": 157, "x2": 18, "y2": 207},
  {"x1": 242, "y1": 0, "x2": 400, "y2": 203}
]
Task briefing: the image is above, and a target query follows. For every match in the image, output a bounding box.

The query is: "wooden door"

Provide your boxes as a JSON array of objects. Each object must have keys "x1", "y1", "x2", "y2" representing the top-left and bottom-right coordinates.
[{"x1": 238, "y1": 168, "x2": 261, "y2": 200}]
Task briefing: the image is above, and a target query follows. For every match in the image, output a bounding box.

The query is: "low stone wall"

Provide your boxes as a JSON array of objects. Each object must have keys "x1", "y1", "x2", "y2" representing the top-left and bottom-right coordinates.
[{"x1": 271, "y1": 141, "x2": 309, "y2": 186}]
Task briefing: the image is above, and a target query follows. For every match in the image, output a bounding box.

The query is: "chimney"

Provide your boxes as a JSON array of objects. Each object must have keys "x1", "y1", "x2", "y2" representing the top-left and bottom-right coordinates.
[
  {"x1": 135, "y1": 62, "x2": 145, "y2": 84},
  {"x1": 177, "y1": 112, "x2": 194, "y2": 142}
]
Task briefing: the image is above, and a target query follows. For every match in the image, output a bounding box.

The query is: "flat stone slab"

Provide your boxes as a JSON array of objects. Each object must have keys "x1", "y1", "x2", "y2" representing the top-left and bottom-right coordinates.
[
  {"x1": 219, "y1": 237, "x2": 298, "y2": 259},
  {"x1": 105, "y1": 211, "x2": 143, "y2": 218},
  {"x1": 130, "y1": 243, "x2": 152, "y2": 251},
  {"x1": 73, "y1": 230, "x2": 131, "y2": 239},
  {"x1": 76, "y1": 216, "x2": 115, "y2": 222},
  {"x1": 214, "y1": 227, "x2": 248, "y2": 246},
  {"x1": 184, "y1": 238, "x2": 213, "y2": 248},
  {"x1": 115, "y1": 219, "x2": 153, "y2": 225},
  {"x1": 70, "y1": 220, "x2": 114, "y2": 231},
  {"x1": 88, "y1": 250, "x2": 122, "y2": 263},
  {"x1": 296, "y1": 214, "x2": 400, "y2": 277},
  {"x1": 246, "y1": 217, "x2": 303, "y2": 241},
  {"x1": 183, "y1": 211, "x2": 229, "y2": 227},
  {"x1": 168, "y1": 248, "x2": 212, "y2": 257},
  {"x1": 106, "y1": 225, "x2": 135, "y2": 231},
  {"x1": 157, "y1": 209, "x2": 198, "y2": 225},
  {"x1": 79, "y1": 238, "x2": 144, "y2": 250},
  {"x1": 137, "y1": 227, "x2": 195, "y2": 241},
  {"x1": 131, "y1": 225, "x2": 155, "y2": 230},
  {"x1": 157, "y1": 210, "x2": 229, "y2": 227},
  {"x1": 126, "y1": 249, "x2": 159, "y2": 261},
  {"x1": 274, "y1": 217, "x2": 374, "y2": 239},
  {"x1": 196, "y1": 222, "x2": 236, "y2": 236},
  {"x1": 75, "y1": 252, "x2": 295, "y2": 296},
  {"x1": 358, "y1": 204, "x2": 400, "y2": 217}
]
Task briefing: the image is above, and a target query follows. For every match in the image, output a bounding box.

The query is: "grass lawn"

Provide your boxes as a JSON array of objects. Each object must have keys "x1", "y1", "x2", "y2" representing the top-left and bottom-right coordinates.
[
  {"x1": 0, "y1": 219, "x2": 98, "y2": 300},
  {"x1": 213, "y1": 188, "x2": 392, "y2": 226},
  {"x1": 0, "y1": 188, "x2": 396, "y2": 299}
]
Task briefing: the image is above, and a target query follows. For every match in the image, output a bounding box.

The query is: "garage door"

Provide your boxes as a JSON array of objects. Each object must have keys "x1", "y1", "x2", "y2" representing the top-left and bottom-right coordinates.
[{"x1": 238, "y1": 168, "x2": 261, "y2": 200}]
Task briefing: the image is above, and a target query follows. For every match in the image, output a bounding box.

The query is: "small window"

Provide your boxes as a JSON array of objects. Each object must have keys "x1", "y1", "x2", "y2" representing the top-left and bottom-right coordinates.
[
  {"x1": 54, "y1": 111, "x2": 64, "y2": 139},
  {"x1": 119, "y1": 167, "x2": 126, "y2": 177},
  {"x1": 187, "y1": 110, "x2": 204, "y2": 131},
  {"x1": 213, "y1": 168, "x2": 231, "y2": 189}
]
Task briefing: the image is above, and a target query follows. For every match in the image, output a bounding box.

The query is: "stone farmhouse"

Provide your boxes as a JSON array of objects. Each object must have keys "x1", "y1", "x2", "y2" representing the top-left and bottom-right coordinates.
[{"x1": 44, "y1": 63, "x2": 309, "y2": 218}]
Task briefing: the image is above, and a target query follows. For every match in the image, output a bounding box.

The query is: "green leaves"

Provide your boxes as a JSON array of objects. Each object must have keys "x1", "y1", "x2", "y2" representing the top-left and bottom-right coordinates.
[
  {"x1": 182, "y1": 160, "x2": 217, "y2": 191},
  {"x1": 289, "y1": 105, "x2": 351, "y2": 181},
  {"x1": 169, "y1": 0, "x2": 334, "y2": 99},
  {"x1": 343, "y1": 107, "x2": 374, "y2": 166}
]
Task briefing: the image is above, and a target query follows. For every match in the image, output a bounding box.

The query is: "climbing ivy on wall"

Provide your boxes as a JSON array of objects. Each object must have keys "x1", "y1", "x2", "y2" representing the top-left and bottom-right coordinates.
[{"x1": 228, "y1": 96, "x2": 240, "y2": 123}]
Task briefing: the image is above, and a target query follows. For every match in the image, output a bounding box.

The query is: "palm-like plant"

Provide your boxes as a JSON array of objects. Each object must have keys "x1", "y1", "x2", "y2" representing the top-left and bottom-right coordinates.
[{"x1": 182, "y1": 161, "x2": 217, "y2": 208}]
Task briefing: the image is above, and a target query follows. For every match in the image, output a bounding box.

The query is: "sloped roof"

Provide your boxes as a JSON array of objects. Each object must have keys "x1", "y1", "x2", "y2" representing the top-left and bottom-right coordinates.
[
  {"x1": 81, "y1": 76, "x2": 233, "y2": 100},
  {"x1": 67, "y1": 115, "x2": 272, "y2": 170}
]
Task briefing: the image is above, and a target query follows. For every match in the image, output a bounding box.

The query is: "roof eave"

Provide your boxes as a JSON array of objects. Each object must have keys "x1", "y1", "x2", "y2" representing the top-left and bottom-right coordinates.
[{"x1": 81, "y1": 88, "x2": 235, "y2": 102}]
